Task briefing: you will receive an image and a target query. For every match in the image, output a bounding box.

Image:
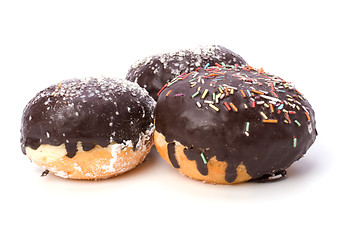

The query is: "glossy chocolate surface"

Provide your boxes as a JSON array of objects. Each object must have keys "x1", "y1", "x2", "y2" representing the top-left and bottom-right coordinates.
[
  {"x1": 155, "y1": 65, "x2": 317, "y2": 183},
  {"x1": 126, "y1": 45, "x2": 247, "y2": 100},
  {"x1": 21, "y1": 77, "x2": 155, "y2": 158}
]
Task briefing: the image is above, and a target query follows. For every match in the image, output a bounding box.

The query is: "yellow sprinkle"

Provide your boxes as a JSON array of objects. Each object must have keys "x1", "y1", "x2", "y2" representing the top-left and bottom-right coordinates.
[
  {"x1": 201, "y1": 89, "x2": 209, "y2": 99},
  {"x1": 260, "y1": 111, "x2": 268, "y2": 120},
  {"x1": 209, "y1": 104, "x2": 220, "y2": 112}
]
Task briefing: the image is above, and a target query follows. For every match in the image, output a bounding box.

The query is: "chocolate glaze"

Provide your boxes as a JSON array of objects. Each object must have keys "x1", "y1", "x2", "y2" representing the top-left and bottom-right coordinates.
[
  {"x1": 167, "y1": 142, "x2": 180, "y2": 169},
  {"x1": 21, "y1": 77, "x2": 155, "y2": 158},
  {"x1": 155, "y1": 65, "x2": 317, "y2": 183},
  {"x1": 126, "y1": 45, "x2": 247, "y2": 100}
]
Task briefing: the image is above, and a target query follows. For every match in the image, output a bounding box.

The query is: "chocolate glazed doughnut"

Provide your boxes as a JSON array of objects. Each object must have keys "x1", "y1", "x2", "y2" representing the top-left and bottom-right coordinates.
[
  {"x1": 154, "y1": 64, "x2": 317, "y2": 184},
  {"x1": 126, "y1": 45, "x2": 247, "y2": 100},
  {"x1": 21, "y1": 77, "x2": 155, "y2": 179}
]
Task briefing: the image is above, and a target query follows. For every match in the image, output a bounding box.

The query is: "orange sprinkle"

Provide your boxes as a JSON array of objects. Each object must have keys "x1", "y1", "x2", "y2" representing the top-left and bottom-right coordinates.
[
  {"x1": 56, "y1": 81, "x2": 63, "y2": 90},
  {"x1": 263, "y1": 119, "x2": 278, "y2": 123},
  {"x1": 258, "y1": 68, "x2": 265, "y2": 74},
  {"x1": 305, "y1": 111, "x2": 311, "y2": 121},
  {"x1": 252, "y1": 89, "x2": 265, "y2": 95},
  {"x1": 229, "y1": 102, "x2": 238, "y2": 112},
  {"x1": 270, "y1": 103, "x2": 274, "y2": 113},
  {"x1": 246, "y1": 65, "x2": 255, "y2": 70},
  {"x1": 240, "y1": 89, "x2": 246, "y2": 98},
  {"x1": 166, "y1": 90, "x2": 172, "y2": 97},
  {"x1": 296, "y1": 89, "x2": 303, "y2": 95},
  {"x1": 284, "y1": 112, "x2": 292, "y2": 124},
  {"x1": 224, "y1": 87, "x2": 229, "y2": 96}
]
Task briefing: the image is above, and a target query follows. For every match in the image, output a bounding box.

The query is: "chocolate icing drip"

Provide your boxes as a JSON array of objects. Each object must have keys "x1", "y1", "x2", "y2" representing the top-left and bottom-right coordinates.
[
  {"x1": 167, "y1": 142, "x2": 180, "y2": 168},
  {"x1": 21, "y1": 77, "x2": 155, "y2": 158},
  {"x1": 184, "y1": 148, "x2": 208, "y2": 176},
  {"x1": 127, "y1": 45, "x2": 247, "y2": 100},
  {"x1": 155, "y1": 65, "x2": 317, "y2": 183}
]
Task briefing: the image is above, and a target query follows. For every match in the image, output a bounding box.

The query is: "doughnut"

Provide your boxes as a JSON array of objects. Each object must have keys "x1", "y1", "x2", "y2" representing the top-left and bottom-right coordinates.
[
  {"x1": 126, "y1": 45, "x2": 247, "y2": 100},
  {"x1": 154, "y1": 64, "x2": 317, "y2": 184},
  {"x1": 20, "y1": 77, "x2": 156, "y2": 180}
]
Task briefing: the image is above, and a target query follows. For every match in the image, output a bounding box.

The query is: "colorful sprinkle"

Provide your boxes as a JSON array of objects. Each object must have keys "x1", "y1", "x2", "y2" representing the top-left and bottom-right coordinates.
[
  {"x1": 224, "y1": 102, "x2": 231, "y2": 111},
  {"x1": 284, "y1": 112, "x2": 291, "y2": 124},
  {"x1": 167, "y1": 79, "x2": 178, "y2": 87},
  {"x1": 201, "y1": 89, "x2": 209, "y2": 99},
  {"x1": 192, "y1": 91, "x2": 200, "y2": 98},
  {"x1": 245, "y1": 122, "x2": 250, "y2": 132},
  {"x1": 305, "y1": 111, "x2": 311, "y2": 121},
  {"x1": 269, "y1": 103, "x2": 274, "y2": 112},
  {"x1": 229, "y1": 102, "x2": 238, "y2": 112},
  {"x1": 294, "y1": 120, "x2": 301, "y2": 127},
  {"x1": 166, "y1": 90, "x2": 172, "y2": 97},
  {"x1": 209, "y1": 104, "x2": 220, "y2": 112},
  {"x1": 196, "y1": 101, "x2": 202, "y2": 108},
  {"x1": 263, "y1": 119, "x2": 278, "y2": 123},
  {"x1": 252, "y1": 89, "x2": 265, "y2": 95},
  {"x1": 157, "y1": 83, "x2": 168, "y2": 96},
  {"x1": 240, "y1": 89, "x2": 246, "y2": 98},
  {"x1": 260, "y1": 111, "x2": 268, "y2": 120},
  {"x1": 200, "y1": 152, "x2": 207, "y2": 164},
  {"x1": 293, "y1": 137, "x2": 297, "y2": 147}
]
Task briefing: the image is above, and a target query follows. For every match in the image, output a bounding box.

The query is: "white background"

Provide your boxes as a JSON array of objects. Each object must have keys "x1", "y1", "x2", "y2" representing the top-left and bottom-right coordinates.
[{"x1": 1, "y1": 0, "x2": 340, "y2": 239}]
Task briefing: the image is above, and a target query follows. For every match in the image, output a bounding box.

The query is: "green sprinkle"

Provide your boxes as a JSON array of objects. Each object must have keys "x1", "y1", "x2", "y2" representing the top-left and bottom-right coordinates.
[
  {"x1": 221, "y1": 62, "x2": 226, "y2": 67},
  {"x1": 294, "y1": 120, "x2": 301, "y2": 127},
  {"x1": 200, "y1": 152, "x2": 207, "y2": 164},
  {"x1": 245, "y1": 122, "x2": 250, "y2": 132},
  {"x1": 167, "y1": 79, "x2": 178, "y2": 87},
  {"x1": 192, "y1": 91, "x2": 200, "y2": 98},
  {"x1": 188, "y1": 78, "x2": 197, "y2": 82},
  {"x1": 293, "y1": 137, "x2": 297, "y2": 147},
  {"x1": 212, "y1": 92, "x2": 216, "y2": 101}
]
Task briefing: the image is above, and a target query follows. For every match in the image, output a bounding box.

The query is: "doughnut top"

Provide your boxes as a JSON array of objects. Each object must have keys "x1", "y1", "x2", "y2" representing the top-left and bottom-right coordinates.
[
  {"x1": 21, "y1": 77, "x2": 156, "y2": 158},
  {"x1": 155, "y1": 64, "x2": 317, "y2": 183},
  {"x1": 126, "y1": 45, "x2": 247, "y2": 100}
]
